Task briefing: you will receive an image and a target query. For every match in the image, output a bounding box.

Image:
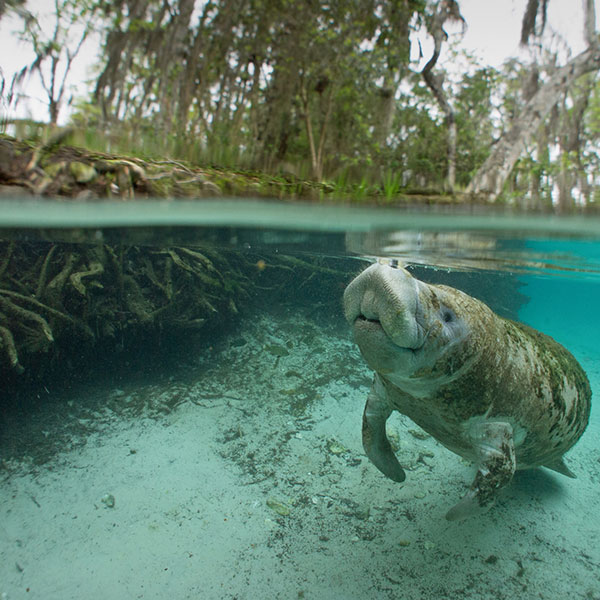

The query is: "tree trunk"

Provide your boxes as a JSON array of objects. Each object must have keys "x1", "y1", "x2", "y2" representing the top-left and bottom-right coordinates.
[
  {"x1": 177, "y1": 5, "x2": 212, "y2": 137},
  {"x1": 373, "y1": 78, "x2": 396, "y2": 146},
  {"x1": 557, "y1": 152, "x2": 573, "y2": 212},
  {"x1": 446, "y1": 111, "x2": 457, "y2": 189},
  {"x1": 467, "y1": 45, "x2": 600, "y2": 199},
  {"x1": 528, "y1": 127, "x2": 550, "y2": 210},
  {"x1": 300, "y1": 83, "x2": 333, "y2": 181},
  {"x1": 420, "y1": 0, "x2": 463, "y2": 191}
]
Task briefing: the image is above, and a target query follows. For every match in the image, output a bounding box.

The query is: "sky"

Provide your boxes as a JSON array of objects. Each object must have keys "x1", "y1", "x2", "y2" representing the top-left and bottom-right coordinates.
[
  {"x1": 0, "y1": 0, "x2": 598, "y2": 124},
  {"x1": 458, "y1": 0, "x2": 594, "y2": 65}
]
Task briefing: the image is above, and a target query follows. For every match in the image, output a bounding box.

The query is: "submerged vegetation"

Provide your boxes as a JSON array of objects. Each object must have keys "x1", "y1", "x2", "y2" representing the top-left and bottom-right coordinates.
[
  {"x1": 0, "y1": 221, "x2": 353, "y2": 394},
  {"x1": 0, "y1": 237, "x2": 245, "y2": 384}
]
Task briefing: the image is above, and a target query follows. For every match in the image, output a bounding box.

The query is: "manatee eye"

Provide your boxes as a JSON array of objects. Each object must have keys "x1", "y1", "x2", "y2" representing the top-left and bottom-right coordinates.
[{"x1": 442, "y1": 310, "x2": 454, "y2": 323}]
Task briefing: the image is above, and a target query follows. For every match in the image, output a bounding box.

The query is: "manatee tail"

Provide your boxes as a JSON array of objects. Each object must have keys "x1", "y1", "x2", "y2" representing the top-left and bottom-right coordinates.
[{"x1": 544, "y1": 457, "x2": 576, "y2": 478}]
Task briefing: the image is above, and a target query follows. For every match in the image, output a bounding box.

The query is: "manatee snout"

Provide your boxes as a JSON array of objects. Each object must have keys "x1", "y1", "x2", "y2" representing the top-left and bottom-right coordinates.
[{"x1": 343, "y1": 262, "x2": 422, "y2": 350}]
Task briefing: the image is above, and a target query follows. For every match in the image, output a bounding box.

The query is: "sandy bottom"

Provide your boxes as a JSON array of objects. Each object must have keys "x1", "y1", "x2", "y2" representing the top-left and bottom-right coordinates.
[{"x1": 1, "y1": 307, "x2": 599, "y2": 600}]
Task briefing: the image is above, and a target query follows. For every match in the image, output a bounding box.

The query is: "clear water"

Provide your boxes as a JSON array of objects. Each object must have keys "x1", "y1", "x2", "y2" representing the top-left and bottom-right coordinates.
[{"x1": 0, "y1": 199, "x2": 599, "y2": 600}]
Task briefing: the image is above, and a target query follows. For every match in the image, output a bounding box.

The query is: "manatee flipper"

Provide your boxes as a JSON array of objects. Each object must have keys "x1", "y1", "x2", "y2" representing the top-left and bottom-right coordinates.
[
  {"x1": 544, "y1": 457, "x2": 576, "y2": 478},
  {"x1": 362, "y1": 376, "x2": 406, "y2": 483},
  {"x1": 446, "y1": 421, "x2": 516, "y2": 521}
]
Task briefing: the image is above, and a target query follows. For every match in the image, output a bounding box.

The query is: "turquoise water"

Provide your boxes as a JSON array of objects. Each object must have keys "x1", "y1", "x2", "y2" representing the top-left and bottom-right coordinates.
[{"x1": 0, "y1": 199, "x2": 599, "y2": 599}]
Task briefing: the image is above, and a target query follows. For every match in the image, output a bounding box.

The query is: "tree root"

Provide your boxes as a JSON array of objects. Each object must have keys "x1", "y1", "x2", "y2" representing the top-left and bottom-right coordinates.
[
  {"x1": 0, "y1": 295, "x2": 53, "y2": 343},
  {"x1": 164, "y1": 254, "x2": 173, "y2": 300},
  {"x1": 0, "y1": 242, "x2": 14, "y2": 280},
  {"x1": 122, "y1": 275, "x2": 154, "y2": 324},
  {"x1": 140, "y1": 256, "x2": 171, "y2": 300},
  {"x1": 70, "y1": 260, "x2": 104, "y2": 296},
  {"x1": 42, "y1": 252, "x2": 77, "y2": 306},
  {"x1": 0, "y1": 324, "x2": 23, "y2": 373},
  {"x1": 166, "y1": 249, "x2": 195, "y2": 275},
  {"x1": 36, "y1": 245, "x2": 57, "y2": 298},
  {"x1": 0, "y1": 239, "x2": 308, "y2": 383},
  {"x1": 0, "y1": 288, "x2": 93, "y2": 340},
  {"x1": 165, "y1": 248, "x2": 223, "y2": 287},
  {"x1": 105, "y1": 245, "x2": 125, "y2": 305},
  {"x1": 177, "y1": 247, "x2": 218, "y2": 272}
]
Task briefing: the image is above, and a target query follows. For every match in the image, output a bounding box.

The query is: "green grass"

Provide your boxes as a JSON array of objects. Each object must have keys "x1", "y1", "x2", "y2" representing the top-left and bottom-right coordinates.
[{"x1": 2, "y1": 119, "x2": 466, "y2": 205}]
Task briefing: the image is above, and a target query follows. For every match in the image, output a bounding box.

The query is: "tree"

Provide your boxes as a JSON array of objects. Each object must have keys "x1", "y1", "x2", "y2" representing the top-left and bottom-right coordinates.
[
  {"x1": 15, "y1": 0, "x2": 97, "y2": 125},
  {"x1": 6, "y1": 0, "x2": 598, "y2": 205},
  {"x1": 467, "y1": 0, "x2": 600, "y2": 200},
  {"x1": 0, "y1": 0, "x2": 28, "y2": 21},
  {"x1": 87, "y1": 0, "x2": 428, "y2": 176},
  {"x1": 420, "y1": 0, "x2": 465, "y2": 190}
]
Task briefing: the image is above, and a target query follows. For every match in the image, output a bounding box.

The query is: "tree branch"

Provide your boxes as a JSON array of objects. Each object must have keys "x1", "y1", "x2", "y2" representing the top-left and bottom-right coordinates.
[
  {"x1": 420, "y1": 0, "x2": 464, "y2": 189},
  {"x1": 467, "y1": 45, "x2": 600, "y2": 198},
  {"x1": 583, "y1": 0, "x2": 597, "y2": 49}
]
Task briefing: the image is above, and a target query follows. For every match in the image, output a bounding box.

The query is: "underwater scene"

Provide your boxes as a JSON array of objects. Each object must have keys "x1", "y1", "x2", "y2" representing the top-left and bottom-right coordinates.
[{"x1": 0, "y1": 200, "x2": 599, "y2": 600}]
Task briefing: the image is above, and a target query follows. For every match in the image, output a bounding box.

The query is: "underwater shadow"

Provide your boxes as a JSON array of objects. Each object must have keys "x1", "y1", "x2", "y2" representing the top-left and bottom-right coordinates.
[{"x1": 507, "y1": 467, "x2": 566, "y2": 501}]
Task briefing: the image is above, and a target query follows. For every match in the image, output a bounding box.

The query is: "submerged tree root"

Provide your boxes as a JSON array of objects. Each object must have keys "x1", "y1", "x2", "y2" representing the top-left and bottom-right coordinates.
[
  {"x1": 0, "y1": 240, "x2": 253, "y2": 382},
  {"x1": 0, "y1": 294, "x2": 54, "y2": 343},
  {"x1": 0, "y1": 324, "x2": 23, "y2": 373},
  {"x1": 70, "y1": 260, "x2": 104, "y2": 296},
  {"x1": 0, "y1": 238, "x2": 350, "y2": 388},
  {"x1": 0, "y1": 288, "x2": 88, "y2": 335}
]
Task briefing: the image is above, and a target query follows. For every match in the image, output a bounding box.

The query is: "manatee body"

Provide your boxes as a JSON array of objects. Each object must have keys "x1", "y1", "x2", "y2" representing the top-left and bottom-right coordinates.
[{"x1": 344, "y1": 262, "x2": 591, "y2": 520}]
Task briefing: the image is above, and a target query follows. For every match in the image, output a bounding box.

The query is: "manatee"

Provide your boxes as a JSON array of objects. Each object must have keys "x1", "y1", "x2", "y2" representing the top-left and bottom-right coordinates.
[{"x1": 343, "y1": 261, "x2": 591, "y2": 520}]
